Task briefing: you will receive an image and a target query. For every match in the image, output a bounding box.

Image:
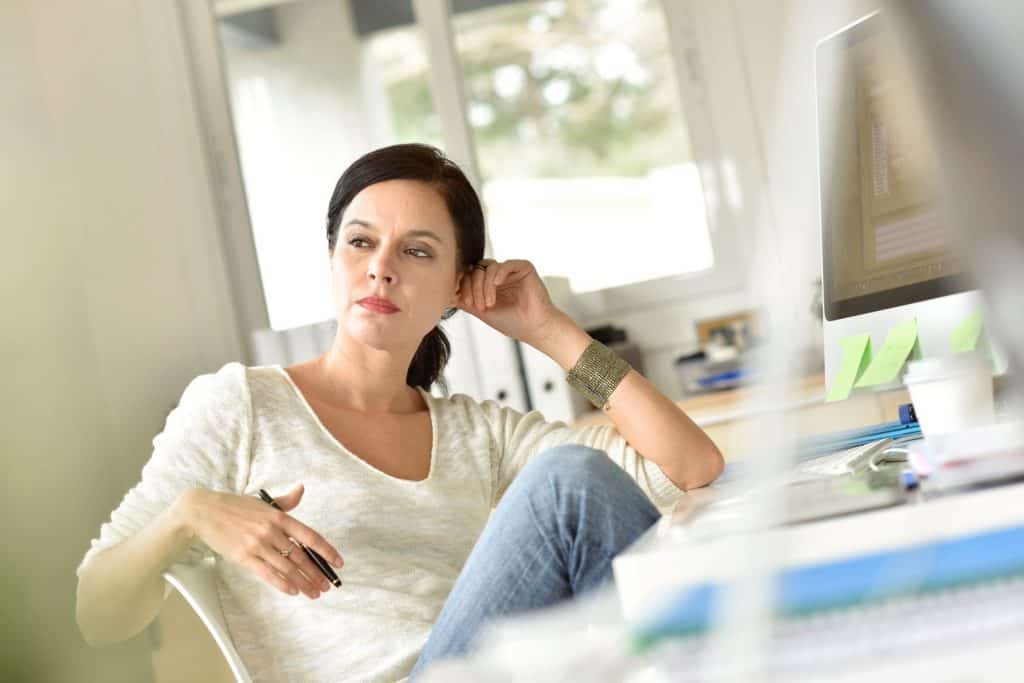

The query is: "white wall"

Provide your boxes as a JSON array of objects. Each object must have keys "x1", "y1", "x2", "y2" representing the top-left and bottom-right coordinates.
[
  {"x1": 730, "y1": 0, "x2": 880, "y2": 260},
  {"x1": 731, "y1": 0, "x2": 882, "y2": 362},
  {"x1": 1, "y1": 1, "x2": 245, "y2": 679}
]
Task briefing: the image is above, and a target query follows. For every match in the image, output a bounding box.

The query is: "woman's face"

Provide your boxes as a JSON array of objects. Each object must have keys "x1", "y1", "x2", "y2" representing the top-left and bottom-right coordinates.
[{"x1": 330, "y1": 179, "x2": 465, "y2": 354}]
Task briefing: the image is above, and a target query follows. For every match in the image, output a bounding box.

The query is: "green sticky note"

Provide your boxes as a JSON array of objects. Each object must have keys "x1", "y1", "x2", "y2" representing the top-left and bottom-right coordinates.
[
  {"x1": 951, "y1": 310, "x2": 983, "y2": 353},
  {"x1": 827, "y1": 333, "x2": 872, "y2": 402},
  {"x1": 855, "y1": 318, "x2": 921, "y2": 388}
]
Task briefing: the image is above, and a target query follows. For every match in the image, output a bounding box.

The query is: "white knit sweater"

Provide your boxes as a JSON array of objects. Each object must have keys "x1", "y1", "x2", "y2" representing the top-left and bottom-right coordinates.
[{"x1": 78, "y1": 363, "x2": 683, "y2": 682}]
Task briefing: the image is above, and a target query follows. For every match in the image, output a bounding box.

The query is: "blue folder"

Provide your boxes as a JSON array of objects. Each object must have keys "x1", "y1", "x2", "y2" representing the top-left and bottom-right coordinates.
[{"x1": 796, "y1": 418, "x2": 921, "y2": 461}]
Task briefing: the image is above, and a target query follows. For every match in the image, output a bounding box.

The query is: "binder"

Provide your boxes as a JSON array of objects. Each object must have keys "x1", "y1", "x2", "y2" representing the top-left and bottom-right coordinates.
[
  {"x1": 466, "y1": 316, "x2": 528, "y2": 412},
  {"x1": 441, "y1": 314, "x2": 529, "y2": 412},
  {"x1": 439, "y1": 313, "x2": 483, "y2": 398},
  {"x1": 520, "y1": 342, "x2": 590, "y2": 423}
]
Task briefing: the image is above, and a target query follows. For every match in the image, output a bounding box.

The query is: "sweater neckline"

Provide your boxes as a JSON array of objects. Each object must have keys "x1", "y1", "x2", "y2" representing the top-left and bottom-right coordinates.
[{"x1": 270, "y1": 365, "x2": 438, "y2": 485}]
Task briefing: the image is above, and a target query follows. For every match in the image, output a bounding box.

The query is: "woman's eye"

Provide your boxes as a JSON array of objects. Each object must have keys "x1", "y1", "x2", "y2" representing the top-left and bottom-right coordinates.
[{"x1": 347, "y1": 237, "x2": 429, "y2": 258}]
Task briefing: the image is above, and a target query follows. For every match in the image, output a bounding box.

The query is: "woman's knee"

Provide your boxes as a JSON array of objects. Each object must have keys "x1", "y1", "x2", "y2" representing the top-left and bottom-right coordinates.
[
  {"x1": 508, "y1": 445, "x2": 659, "y2": 538},
  {"x1": 519, "y1": 444, "x2": 627, "y2": 490}
]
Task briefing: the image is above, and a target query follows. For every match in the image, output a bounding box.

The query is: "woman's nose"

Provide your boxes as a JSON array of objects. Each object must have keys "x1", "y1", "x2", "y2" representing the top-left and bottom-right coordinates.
[{"x1": 367, "y1": 251, "x2": 397, "y2": 284}]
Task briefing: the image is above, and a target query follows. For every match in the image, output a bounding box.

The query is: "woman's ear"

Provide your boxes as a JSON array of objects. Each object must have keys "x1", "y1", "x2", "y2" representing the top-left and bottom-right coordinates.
[{"x1": 450, "y1": 270, "x2": 466, "y2": 308}]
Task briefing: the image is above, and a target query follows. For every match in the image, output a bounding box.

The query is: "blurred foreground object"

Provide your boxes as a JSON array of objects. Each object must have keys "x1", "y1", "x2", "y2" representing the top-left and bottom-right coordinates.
[{"x1": 888, "y1": 0, "x2": 1024, "y2": 391}]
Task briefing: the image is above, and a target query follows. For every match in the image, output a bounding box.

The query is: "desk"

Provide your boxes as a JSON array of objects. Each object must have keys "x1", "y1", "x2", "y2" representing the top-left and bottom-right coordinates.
[
  {"x1": 573, "y1": 373, "x2": 910, "y2": 461},
  {"x1": 611, "y1": 429, "x2": 1024, "y2": 681}
]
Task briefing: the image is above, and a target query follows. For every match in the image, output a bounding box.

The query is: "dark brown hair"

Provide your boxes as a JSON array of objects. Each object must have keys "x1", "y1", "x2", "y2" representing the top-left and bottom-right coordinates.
[{"x1": 325, "y1": 143, "x2": 486, "y2": 392}]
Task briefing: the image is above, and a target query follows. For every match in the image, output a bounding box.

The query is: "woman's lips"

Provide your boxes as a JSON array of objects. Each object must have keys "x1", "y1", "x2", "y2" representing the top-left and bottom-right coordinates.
[{"x1": 357, "y1": 299, "x2": 399, "y2": 314}]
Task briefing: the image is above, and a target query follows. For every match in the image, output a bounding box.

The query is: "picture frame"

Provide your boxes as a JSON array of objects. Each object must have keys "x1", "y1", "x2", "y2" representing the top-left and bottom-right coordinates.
[{"x1": 694, "y1": 310, "x2": 759, "y2": 351}]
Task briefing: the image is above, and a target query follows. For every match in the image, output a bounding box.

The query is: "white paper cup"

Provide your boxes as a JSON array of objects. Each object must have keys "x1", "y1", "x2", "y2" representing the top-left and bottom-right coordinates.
[{"x1": 903, "y1": 352, "x2": 995, "y2": 437}]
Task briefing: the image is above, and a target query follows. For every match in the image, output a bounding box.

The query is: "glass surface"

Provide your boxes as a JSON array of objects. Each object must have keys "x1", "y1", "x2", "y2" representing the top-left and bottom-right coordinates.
[{"x1": 452, "y1": 0, "x2": 714, "y2": 293}]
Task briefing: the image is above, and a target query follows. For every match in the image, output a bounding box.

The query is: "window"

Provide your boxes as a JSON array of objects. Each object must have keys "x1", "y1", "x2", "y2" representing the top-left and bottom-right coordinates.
[
  {"x1": 216, "y1": 0, "x2": 437, "y2": 330},
  {"x1": 451, "y1": 0, "x2": 714, "y2": 293},
  {"x1": 365, "y1": 27, "x2": 444, "y2": 148}
]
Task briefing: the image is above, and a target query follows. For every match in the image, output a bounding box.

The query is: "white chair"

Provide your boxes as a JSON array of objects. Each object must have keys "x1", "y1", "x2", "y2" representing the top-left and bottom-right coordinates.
[{"x1": 162, "y1": 559, "x2": 252, "y2": 683}]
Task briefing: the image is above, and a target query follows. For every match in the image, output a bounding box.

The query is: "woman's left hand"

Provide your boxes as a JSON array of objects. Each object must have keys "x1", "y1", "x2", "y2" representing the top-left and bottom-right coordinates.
[{"x1": 457, "y1": 259, "x2": 563, "y2": 348}]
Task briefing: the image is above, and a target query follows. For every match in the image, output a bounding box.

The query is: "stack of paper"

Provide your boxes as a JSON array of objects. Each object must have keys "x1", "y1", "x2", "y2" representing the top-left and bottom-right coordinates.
[{"x1": 908, "y1": 420, "x2": 1024, "y2": 490}]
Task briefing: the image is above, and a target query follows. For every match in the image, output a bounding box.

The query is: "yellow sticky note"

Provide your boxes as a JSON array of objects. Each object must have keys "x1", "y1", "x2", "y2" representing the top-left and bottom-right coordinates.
[
  {"x1": 827, "y1": 333, "x2": 872, "y2": 402},
  {"x1": 855, "y1": 318, "x2": 920, "y2": 388},
  {"x1": 951, "y1": 311, "x2": 983, "y2": 353}
]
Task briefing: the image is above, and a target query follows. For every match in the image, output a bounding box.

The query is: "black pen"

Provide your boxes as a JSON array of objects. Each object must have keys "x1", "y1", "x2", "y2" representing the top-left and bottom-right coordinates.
[{"x1": 258, "y1": 488, "x2": 342, "y2": 588}]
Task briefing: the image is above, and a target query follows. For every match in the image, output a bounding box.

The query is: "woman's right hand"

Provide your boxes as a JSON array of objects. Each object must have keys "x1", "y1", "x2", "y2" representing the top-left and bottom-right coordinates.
[{"x1": 177, "y1": 484, "x2": 344, "y2": 599}]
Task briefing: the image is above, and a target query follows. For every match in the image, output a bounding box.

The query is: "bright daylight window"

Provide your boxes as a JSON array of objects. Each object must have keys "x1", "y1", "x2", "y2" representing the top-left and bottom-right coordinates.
[
  {"x1": 365, "y1": 29, "x2": 443, "y2": 149},
  {"x1": 451, "y1": 0, "x2": 715, "y2": 293}
]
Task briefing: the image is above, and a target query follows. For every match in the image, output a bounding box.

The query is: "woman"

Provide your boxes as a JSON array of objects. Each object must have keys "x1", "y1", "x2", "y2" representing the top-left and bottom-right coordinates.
[{"x1": 75, "y1": 144, "x2": 723, "y2": 682}]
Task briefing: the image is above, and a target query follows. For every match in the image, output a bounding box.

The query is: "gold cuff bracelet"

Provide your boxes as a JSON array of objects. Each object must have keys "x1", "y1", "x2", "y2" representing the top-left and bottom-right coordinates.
[{"x1": 566, "y1": 340, "x2": 632, "y2": 410}]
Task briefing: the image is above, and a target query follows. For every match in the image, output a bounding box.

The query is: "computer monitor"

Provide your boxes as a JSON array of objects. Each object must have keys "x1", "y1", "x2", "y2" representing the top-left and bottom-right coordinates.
[{"x1": 816, "y1": 11, "x2": 986, "y2": 390}]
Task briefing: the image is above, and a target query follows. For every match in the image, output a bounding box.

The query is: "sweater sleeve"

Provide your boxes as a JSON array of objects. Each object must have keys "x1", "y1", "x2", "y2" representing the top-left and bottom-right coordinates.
[
  {"x1": 473, "y1": 397, "x2": 685, "y2": 510},
  {"x1": 77, "y1": 362, "x2": 253, "y2": 575}
]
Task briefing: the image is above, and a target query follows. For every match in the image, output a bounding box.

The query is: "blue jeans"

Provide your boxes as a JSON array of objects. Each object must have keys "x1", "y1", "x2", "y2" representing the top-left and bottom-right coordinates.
[{"x1": 410, "y1": 445, "x2": 661, "y2": 679}]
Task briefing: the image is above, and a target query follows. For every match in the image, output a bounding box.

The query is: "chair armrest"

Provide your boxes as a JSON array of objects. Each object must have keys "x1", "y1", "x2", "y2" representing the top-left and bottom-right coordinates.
[{"x1": 162, "y1": 559, "x2": 252, "y2": 683}]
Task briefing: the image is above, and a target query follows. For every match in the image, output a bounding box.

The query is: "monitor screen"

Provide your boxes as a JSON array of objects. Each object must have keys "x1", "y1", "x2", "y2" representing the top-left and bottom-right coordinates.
[{"x1": 816, "y1": 14, "x2": 972, "y2": 322}]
